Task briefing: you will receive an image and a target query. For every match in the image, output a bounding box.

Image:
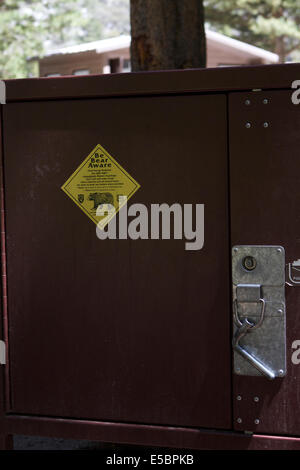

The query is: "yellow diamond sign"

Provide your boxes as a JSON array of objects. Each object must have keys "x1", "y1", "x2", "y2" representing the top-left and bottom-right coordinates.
[{"x1": 61, "y1": 144, "x2": 140, "y2": 229}]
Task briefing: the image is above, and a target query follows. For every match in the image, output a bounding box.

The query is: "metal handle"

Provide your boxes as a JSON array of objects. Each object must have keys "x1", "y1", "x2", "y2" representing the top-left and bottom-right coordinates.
[
  {"x1": 232, "y1": 246, "x2": 286, "y2": 378},
  {"x1": 233, "y1": 320, "x2": 275, "y2": 380}
]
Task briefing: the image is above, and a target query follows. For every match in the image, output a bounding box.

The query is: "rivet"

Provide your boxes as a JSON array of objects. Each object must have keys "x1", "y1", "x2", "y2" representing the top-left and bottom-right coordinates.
[
  {"x1": 254, "y1": 419, "x2": 260, "y2": 425},
  {"x1": 245, "y1": 122, "x2": 251, "y2": 128},
  {"x1": 263, "y1": 99, "x2": 269, "y2": 104},
  {"x1": 233, "y1": 247, "x2": 238, "y2": 253},
  {"x1": 237, "y1": 418, "x2": 242, "y2": 424},
  {"x1": 277, "y1": 248, "x2": 282, "y2": 253},
  {"x1": 278, "y1": 369, "x2": 284, "y2": 376},
  {"x1": 245, "y1": 99, "x2": 251, "y2": 105},
  {"x1": 254, "y1": 396, "x2": 259, "y2": 402},
  {"x1": 278, "y1": 308, "x2": 283, "y2": 314},
  {"x1": 263, "y1": 122, "x2": 269, "y2": 128},
  {"x1": 237, "y1": 395, "x2": 242, "y2": 401}
]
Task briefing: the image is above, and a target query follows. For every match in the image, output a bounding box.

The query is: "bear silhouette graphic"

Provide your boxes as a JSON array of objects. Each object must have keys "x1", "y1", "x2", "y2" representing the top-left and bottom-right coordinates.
[{"x1": 89, "y1": 192, "x2": 114, "y2": 210}]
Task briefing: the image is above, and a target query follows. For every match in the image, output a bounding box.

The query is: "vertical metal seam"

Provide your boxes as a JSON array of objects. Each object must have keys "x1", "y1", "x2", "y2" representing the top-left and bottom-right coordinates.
[
  {"x1": 226, "y1": 91, "x2": 235, "y2": 431},
  {"x1": 0, "y1": 101, "x2": 12, "y2": 411}
]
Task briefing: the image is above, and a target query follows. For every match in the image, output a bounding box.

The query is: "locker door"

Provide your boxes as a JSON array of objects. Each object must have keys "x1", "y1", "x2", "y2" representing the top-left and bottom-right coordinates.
[
  {"x1": 3, "y1": 93, "x2": 231, "y2": 428},
  {"x1": 230, "y1": 89, "x2": 300, "y2": 434}
]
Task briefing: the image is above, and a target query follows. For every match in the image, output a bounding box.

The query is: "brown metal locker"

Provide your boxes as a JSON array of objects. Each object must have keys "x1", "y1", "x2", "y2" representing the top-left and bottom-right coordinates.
[{"x1": 1, "y1": 64, "x2": 300, "y2": 450}]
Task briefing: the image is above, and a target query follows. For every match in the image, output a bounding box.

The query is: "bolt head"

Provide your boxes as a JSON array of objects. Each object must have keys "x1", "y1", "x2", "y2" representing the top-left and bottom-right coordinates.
[
  {"x1": 278, "y1": 308, "x2": 283, "y2": 314},
  {"x1": 254, "y1": 419, "x2": 260, "y2": 425},
  {"x1": 237, "y1": 395, "x2": 242, "y2": 401},
  {"x1": 278, "y1": 369, "x2": 284, "y2": 376},
  {"x1": 237, "y1": 418, "x2": 242, "y2": 424},
  {"x1": 245, "y1": 99, "x2": 251, "y2": 105},
  {"x1": 263, "y1": 99, "x2": 269, "y2": 104},
  {"x1": 263, "y1": 122, "x2": 269, "y2": 128},
  {"x1": 254, "y1": 396, "x2": 259, "y2": 402},
  {"x1": 245, "y1": 122, "x2": 251, "y2": 128}
]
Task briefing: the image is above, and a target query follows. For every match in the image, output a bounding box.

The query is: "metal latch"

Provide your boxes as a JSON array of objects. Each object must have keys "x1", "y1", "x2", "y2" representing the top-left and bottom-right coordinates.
[
  {"x1": 0, "y1": 340, "x2": 5, "y2": 365},
  {"x1": 232, "y1": 246, "x2": 286, "y2": 379},
  {"x1": 286, "y1": 259, "x2": 300, "y2": 286}
]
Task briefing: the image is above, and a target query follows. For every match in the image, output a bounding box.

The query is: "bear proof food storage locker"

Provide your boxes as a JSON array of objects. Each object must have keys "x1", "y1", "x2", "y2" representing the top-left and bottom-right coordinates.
[{"x1": 1, "y1": 63, "x2": 300, "y2": 450}]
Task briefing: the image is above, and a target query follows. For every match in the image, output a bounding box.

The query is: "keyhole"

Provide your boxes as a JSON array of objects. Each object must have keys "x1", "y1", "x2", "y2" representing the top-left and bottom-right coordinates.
[{"x1": 242, "y1": 256, "x2": 257, "y2": 271}]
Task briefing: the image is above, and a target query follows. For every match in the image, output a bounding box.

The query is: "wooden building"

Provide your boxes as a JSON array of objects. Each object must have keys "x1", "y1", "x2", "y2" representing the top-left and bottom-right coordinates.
[{"x1": 37, "y1": 30, "x2": 279, "y2": 77}]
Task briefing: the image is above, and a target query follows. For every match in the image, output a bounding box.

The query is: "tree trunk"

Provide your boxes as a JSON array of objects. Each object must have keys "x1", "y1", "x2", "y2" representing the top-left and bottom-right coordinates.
[
  {"x1": 274, "y1": 36, "x2": 286, "y2": 63},
  {"x1": 130, "y1": 0, "x2": 206, "y2": 71}
]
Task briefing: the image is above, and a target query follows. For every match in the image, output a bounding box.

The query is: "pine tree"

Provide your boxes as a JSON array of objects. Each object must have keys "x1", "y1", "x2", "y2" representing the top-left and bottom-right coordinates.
[
  {"x1": 0, "y1": 0, "x2": 132, "y2": 79},
  {"x1": 204, "y1": 0, "x2": 300, "y2": 63},
  {"x1": 0, "y1": 0, "x2": 89, "y2": 78}
]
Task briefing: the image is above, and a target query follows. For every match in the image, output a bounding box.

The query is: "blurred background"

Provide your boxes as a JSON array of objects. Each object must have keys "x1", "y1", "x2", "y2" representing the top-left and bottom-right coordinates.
[{"x1": 0, "y1": 0, "x2": 299, "y2": 80}]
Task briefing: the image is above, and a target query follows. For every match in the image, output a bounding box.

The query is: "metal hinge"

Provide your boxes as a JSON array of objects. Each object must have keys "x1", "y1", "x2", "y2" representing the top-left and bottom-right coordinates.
[{"x1": 0, "y1": 340, "x2": 6, "y2": 365}]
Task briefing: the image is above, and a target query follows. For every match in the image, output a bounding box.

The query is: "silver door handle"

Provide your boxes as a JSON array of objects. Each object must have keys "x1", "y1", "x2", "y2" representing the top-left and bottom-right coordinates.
[{"x1": 233, "y1": 318, "x2": 275, "y2": 380}]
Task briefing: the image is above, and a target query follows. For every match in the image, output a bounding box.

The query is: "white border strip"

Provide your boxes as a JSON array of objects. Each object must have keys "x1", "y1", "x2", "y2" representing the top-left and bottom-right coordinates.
[
  {"x1": 0, "y1": 80, "x2": 6, "y2": 104},
  {"x1": 0, "y1": 340, "x2": 5, "y2": 364}
]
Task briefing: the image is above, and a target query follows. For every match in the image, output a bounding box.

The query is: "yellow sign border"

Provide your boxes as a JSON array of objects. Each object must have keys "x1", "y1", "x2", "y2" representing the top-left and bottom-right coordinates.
[{"x1": 61, "y1": 143, "x2": 141, "y2": 228}]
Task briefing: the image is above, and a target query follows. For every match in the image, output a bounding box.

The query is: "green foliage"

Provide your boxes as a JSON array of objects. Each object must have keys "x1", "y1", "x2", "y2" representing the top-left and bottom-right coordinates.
[
  {"x1": 204, "y1": 0, "x2": 300, "y2": 62},
  {"x1": 0, "y1": 0, "x2": 130, "y2": 79},
  {"x1": 0, "y1": 0, "x2": 89, "y2": 78},
  {"x1": 82, "y1": 0, "x2": 129, "y2": 41}
]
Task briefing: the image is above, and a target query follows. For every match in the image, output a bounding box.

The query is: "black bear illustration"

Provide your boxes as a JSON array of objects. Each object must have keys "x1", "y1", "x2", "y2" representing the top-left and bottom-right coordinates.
[{"x1": 89, "y1": 192, "x2": 114, "y2": 209}]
